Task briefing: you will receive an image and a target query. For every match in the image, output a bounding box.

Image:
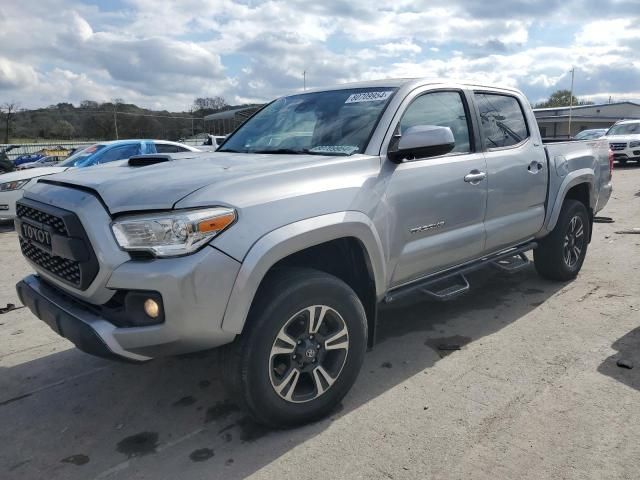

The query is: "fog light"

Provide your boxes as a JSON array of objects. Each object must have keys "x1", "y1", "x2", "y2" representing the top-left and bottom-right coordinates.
[{"x1": 144, "y1": 299, "x2": 160, "y2": 318}]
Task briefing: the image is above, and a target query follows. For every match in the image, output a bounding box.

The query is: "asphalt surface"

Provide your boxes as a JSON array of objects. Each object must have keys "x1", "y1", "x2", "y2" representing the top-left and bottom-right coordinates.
[{"x1": 1, "y1": 166, "x2": 639, "y2": 480}]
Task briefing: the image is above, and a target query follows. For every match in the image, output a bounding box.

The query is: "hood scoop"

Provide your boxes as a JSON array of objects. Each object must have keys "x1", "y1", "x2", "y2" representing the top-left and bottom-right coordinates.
[{"x1": 128, "y1": 154, "x2": 172, "y2": 167}]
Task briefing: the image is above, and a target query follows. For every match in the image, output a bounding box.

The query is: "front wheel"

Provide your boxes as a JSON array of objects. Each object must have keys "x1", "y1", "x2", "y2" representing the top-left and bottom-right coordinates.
[
  {"x1": 534, "y1": 199, "x2": 590, "y2": 281},
  {"x1": 222, "y1": 268, "x2": 367, "y2": 427}
]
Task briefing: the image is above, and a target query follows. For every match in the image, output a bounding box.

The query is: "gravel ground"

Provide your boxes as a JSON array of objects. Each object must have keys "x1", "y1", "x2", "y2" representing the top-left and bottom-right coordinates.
[{"x1": 0, "y1": 166, "x2": 639, "y2": 480}]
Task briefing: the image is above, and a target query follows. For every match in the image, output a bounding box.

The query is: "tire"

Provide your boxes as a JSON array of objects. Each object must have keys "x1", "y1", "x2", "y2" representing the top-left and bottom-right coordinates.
[
  {"x1": 534, "y1": 199, "x2": 590, "y2": 281},
  {"x1": 222, "y1": 267, "x2": 367, "y2": 428}
]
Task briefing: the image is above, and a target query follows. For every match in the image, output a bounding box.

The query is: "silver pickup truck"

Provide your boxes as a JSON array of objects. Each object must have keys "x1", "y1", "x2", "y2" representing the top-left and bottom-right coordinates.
[{"x1": 15, "y1": 79, "x2": 612, "y2": 427}]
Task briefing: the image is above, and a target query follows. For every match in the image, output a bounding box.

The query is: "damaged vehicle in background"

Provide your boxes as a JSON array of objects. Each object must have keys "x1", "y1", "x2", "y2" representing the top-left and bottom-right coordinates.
[
  {"x1": 0, "y1": 140, "x2": 201, "y2": 222},
  {"x1": 14, "y1": 79, "x2": 612, "y2": 427}
]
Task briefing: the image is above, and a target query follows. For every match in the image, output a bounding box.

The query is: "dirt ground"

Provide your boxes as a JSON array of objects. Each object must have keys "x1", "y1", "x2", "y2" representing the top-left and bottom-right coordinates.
[{"x1": 1, "y1": 166, "x2": 639, "y2": 480}]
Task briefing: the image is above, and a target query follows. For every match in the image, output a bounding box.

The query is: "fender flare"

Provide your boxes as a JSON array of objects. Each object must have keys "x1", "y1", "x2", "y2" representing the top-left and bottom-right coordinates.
[
  {"x1": 220, "y1": 211, "x2": 386, "y2": 334},
  {"x1": 544, "y1": 168, "x2": 595, "y2": 234}
]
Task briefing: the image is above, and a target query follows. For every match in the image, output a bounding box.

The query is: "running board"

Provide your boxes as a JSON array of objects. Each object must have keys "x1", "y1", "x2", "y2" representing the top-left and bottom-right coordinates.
[
  {"x1": 384, "y1": 241, "x2": 537, "y2": 304},
  {"x1": 491, "y1": 252, "x2": 530, "y2": 273},
  {"x1": 420, "y1": 274, "x2": 470, "y2": 301}
]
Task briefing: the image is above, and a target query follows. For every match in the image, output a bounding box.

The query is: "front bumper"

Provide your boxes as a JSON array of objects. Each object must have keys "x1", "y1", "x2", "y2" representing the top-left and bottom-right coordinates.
[
  {"x1": 0, "y1": 188, "x2": 22, "y2": 221},
  {"x1": 612, "y1": 148, "x2": 640, "y2": 161},
  {"x1": 17, "y1": 244, "x2": 241, "y2": 361},
  {"x1": 17, "y1": 275, "x2": 148, "y2": 361}
]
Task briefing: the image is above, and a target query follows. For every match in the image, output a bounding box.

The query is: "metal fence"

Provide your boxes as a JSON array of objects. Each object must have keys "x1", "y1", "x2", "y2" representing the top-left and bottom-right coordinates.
[{"x1": 0, "y1": 141, "x2": 98, "y2": 161}]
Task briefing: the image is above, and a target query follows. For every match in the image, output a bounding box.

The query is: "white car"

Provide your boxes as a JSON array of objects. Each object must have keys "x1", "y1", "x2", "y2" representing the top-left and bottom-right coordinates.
[
  {"x1": 0, "y1": 140, "x2": 201, "y2": 221},
  {"x1": 604, "y1": 120, "x2": 640, "y2": 165}
]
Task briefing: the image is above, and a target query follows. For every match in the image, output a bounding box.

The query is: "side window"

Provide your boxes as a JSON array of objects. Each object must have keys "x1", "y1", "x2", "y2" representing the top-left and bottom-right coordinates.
[
  {"x1": 474, "y1": 93, "x2": 529, "y2": 148},
  {"x1": 155, "y1": 143, "x2": 188, "y2": 153},
  {"x1": 399, "y1": 91, "x2": 471, "y2": 154},
  {"x1": 99, "y1": 144, "x2": 141, "y2": 163}
]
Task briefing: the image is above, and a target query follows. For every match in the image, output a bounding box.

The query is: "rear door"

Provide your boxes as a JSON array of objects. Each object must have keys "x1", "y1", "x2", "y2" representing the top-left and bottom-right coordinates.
[
  {"x1": 473, "y1": 91, "x2": 547, "y2": 252},
  {"x1": 384, "y1": 88, "x2": 488, "y2": 286}
]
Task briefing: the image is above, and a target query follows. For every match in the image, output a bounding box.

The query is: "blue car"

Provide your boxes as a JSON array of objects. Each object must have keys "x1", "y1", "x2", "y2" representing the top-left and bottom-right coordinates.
[
  {"x1": 59, "y1": 139, "x2": 200, "y2": 168},
  {"x1": 0, "y1": 139, "x2": 200, "y2": 221}
]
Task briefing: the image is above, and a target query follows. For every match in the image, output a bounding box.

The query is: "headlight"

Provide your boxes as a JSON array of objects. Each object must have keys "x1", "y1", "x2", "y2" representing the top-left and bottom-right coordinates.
[
  {"x1": 0, "y1": 179, "x2": 29, "y2": 192},
  {"x1": 630, "y1": 141, "x2": 640, "y2": 148},
  {"x1": 111, "y1": 207, "x2": 236, "y2": 257}
]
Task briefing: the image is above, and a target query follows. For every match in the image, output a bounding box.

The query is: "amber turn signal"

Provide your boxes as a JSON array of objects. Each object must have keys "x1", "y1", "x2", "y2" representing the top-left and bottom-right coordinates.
[{"x1": 197, "y1": 212, "x2": 236, "y2": 233}]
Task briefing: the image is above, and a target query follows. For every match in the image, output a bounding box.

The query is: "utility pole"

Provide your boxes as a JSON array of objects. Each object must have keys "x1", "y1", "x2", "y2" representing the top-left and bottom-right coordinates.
[
  {"x1": 190, "y1": 107, "x2": 194, "y2": 137},
  {"x1": 113, "y1": 103, "x2": 119, "y2": 140},
  {"x1": 303, "y1": 70, "x2": 306, "y2": 91},
  {"x1": 567, "y1": 67, "x2": 575, "y2": 139}
]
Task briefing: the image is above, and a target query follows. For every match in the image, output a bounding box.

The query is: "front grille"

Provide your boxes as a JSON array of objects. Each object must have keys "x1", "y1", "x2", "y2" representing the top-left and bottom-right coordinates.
[
  {"x1": 16, "y1": 198, "x2": 98, "y2": 290},
  {"x1": 609, "y1": 142, "x2": 627, "y2": 151},
  {"x1": 16, "y1": 204, "x2": 67, "y2": 235},
  {"x1": 19, "y1": 238, "x2": 81, "y2": 286}
]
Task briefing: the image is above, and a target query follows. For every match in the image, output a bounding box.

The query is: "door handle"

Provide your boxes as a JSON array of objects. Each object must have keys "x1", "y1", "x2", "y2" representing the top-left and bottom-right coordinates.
[
  {"x1": 464, "y1": 170, "x2": 487, "y2": 184},
  {"x1": 527, "y1": 161, "x2": 544, "y2": 173}
]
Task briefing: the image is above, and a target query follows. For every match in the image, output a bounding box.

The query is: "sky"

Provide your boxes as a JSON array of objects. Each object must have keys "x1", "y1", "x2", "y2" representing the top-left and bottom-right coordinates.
[{"x1": 0, "y1": 0, "x2": 639, "y2": 111}]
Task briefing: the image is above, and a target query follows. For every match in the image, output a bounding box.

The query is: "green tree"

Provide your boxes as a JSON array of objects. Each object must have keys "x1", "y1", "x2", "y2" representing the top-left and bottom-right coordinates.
[
  {"x1": 51, "y1": 120, "x2": 75, "y2": 139},
  {"x1": 535, "y1": 89, "x2": 594, "y2": 108}
]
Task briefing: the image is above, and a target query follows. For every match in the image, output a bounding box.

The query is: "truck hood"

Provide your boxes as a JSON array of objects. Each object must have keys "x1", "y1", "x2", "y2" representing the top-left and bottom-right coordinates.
[
  {"x1": 0, "y1": 166, "x2": 70, "y2": 183},
  {"x1": 35, "y1": 153, "x2": 373, "y2": 214}
]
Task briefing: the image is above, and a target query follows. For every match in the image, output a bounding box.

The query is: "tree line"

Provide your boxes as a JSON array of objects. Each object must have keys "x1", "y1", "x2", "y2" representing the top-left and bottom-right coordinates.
[
  {"x1": 0, "y1": 89, "x2": 597, "y2": 143},
  {"x1": 0, "y1": 97, "x2": 230, "y2": 143}
]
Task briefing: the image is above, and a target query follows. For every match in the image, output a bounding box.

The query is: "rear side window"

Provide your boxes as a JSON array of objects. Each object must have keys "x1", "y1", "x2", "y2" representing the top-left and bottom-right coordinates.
[
  {"x1": 399, "y1": 91, "x2": 471, "y2": 154},
  {"x1": 98, "y1": 144, "x2": 141, "y2": 163},
  {"x1": 475, "y1": 93, "x2": 529, "y2": 148},
  {"x1": 155, "y1": 143, "x2": 189, "y2": 153}
]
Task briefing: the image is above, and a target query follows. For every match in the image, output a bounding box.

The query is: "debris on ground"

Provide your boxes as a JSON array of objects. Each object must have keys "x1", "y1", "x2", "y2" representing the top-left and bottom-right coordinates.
[
  {"x1": 616, "y1": 359, "x2": 634, "y2": 369},
  {"x1": 0, "y1": 303, "x2": 23, "y2": 315},
  {"x1": 594, "y1": 216, "x2": 615, "y2": 223},
  {"x1": 437, "y1": 344, "x2": 461, "y2": 351},
  {"x1": 615, "y1": 228, "x2": 640, "y2": 235}
]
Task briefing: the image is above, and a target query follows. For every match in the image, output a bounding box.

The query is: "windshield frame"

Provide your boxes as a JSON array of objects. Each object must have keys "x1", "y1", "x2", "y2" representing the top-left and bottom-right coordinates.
[{"x1": 218, "y1": 87, "x2": 399, "y2": 156}]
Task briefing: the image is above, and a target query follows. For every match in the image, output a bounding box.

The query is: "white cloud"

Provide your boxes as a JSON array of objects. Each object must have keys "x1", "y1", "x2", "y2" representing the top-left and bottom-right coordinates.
[{"x1": 0, "y1": 0, "x2": 638, "y2": 110}]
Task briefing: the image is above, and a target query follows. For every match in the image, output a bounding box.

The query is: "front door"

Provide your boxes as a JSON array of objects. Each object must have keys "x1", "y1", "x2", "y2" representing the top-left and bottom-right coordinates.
[
  {"x1": 473, "y1": 91, "x2": 548, "y2": 252},
  {"x1": 384, "y1": 89, "x2": 488, "y2": 287}
]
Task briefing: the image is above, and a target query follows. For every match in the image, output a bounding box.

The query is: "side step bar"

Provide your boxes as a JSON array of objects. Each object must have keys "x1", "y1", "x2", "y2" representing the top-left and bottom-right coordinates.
[{"x1": 384, "y1": 241, "x2": 537, "y2": 304}]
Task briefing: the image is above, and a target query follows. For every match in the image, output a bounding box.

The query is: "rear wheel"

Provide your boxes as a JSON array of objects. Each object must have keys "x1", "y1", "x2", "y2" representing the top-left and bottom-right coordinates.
[
  {"x1": 222, "y1": 268, "x2": 367, "y2": 427},
  {"x1": 534, "y1": 199, "x2": 590, "y2": 281}
]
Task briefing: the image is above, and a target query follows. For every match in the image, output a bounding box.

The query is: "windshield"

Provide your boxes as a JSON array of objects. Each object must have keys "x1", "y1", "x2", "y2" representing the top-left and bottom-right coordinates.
[
  {"x1": 606, "y1": 123, "x2": 640, "y2": 136},
  {"x1": 59, "y1": 144, "x2": 106, "y2": 167},
  {"x1": 219, "y1": 87, "x2": 397, "y2": 155}
]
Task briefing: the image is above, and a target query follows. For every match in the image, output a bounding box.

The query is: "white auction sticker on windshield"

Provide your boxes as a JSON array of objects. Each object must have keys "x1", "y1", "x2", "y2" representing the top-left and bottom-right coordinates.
[
  {"x1": 309, "y1": 145, "x2": 360, "y2": 155},
  {"x1": 344, "y1": 91, "x2": 393, "y2": 103}
]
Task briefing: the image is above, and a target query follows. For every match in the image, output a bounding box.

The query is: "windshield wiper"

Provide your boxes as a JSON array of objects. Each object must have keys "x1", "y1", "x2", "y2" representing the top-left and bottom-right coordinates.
[{"x1": 217, "y1": 148, "x2": 244, "y2": 153}]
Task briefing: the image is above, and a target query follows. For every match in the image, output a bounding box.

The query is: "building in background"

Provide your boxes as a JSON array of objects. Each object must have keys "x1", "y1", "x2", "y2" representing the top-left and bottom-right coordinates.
[
  {"x1": 204, "y1": 105, "x2": 263, "y2": 136},
  {"x1": 533, "y1": 102, "x2": 640, "y2": 139}
]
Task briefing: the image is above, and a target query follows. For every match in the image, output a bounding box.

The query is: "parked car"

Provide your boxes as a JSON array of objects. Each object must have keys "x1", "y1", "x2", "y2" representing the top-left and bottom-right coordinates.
[
  {"x1": 0, "y1": 140, "x2": 200, "y2": 221},
  {"x1": 574, "y1": 128, "x2": 607, "y2": 140},
  {"x1": 14, "y1": 80, "x2": 612, "y2": 427},
  {"x1": 0, "y1": 145, "x2": 19, "y2": 173},
  {"x1": 604, "y1": 119, "x2": 640, "y2": 165},
  {"x1": 16, "y1": 156, "x2": 61, "y2": 170},
  {"x1": 13, "y1": 153, "x2": 46, "y2": 167},
  {"x1": 204, "y1": 134, "x2": 226, "y2": 147}
]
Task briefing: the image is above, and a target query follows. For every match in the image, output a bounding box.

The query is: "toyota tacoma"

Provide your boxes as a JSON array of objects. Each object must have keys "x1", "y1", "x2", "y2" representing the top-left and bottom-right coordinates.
[{"x1": 15, "y1": 79, "x2": 612, "y2": 427}]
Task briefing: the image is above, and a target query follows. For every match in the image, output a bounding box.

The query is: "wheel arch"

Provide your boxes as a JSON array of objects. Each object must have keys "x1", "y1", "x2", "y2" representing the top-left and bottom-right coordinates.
[
  {"x1": 545, "y1": 170, "x2": 595, "y2": 235},
  {"x1": 221, "y1": 212, "x2": 386, "y2": 347}
]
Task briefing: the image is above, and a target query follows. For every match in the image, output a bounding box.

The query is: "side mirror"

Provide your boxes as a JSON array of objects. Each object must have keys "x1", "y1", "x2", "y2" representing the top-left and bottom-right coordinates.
[{"x1": 388, "y1": 125, "x2": 455, "y2": 163}]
